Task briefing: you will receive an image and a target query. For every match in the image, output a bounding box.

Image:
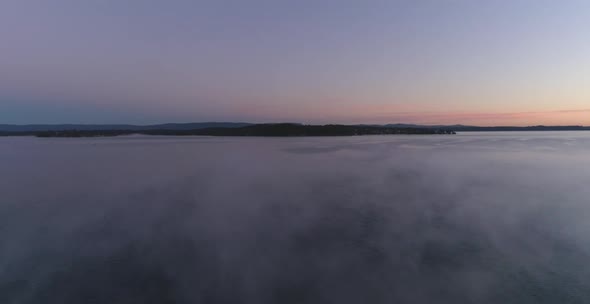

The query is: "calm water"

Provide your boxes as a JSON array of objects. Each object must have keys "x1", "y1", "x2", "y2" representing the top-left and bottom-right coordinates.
[{"x1": 2, "y1": 132, "x2": 590, "y2": 303}]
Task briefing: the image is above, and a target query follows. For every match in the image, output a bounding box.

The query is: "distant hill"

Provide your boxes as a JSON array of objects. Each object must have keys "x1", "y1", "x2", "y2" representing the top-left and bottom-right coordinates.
[
  {"x1": 446, "y1": 125, "x2": 590, "y2": 131},
  {"x1": 382, "y1": 125, "x2": 590, "y2": 131},
  {"x1": 0, "y1": 122, "x2": 251, "y2": 132}
]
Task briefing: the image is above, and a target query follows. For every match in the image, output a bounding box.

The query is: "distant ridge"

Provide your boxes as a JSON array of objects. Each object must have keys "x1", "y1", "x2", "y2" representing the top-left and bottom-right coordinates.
[
  {"x1": 0, "y1": 122, "x2": 251, "y2": 132},
  {"x1": 383, "y1": 124, "x2": 590, "y2": 131},
  {"x1": 0, "y1": 122, "x2": 589, "y2": 134}
]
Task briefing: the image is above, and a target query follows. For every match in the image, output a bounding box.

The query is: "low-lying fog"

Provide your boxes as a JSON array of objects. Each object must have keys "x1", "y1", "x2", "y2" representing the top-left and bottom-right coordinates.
[{"x1": 2, "y1": 132, "x2": 590, "y2": 303}]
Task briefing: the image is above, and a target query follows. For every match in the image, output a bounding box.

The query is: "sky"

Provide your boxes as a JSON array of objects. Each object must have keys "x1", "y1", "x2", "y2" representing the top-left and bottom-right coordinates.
[{"x1": 1, "y1": 0, "x2": 589, "y2": 126}]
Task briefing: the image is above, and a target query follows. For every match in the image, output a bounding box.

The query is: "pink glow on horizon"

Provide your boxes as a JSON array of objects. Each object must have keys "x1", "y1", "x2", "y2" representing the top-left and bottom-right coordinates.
[
  {"x1": 347, "y1": 109, "x2": 590, "y2": 126},
  {"x1": 229, "y1": 101, "x2": 590, "y2": 126}
]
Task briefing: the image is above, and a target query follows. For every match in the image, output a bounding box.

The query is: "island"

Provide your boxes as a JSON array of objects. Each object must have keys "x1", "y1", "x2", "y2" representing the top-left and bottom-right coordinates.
[{"x1": 31, "y1": 124, "x2": 456, "y2": 138}]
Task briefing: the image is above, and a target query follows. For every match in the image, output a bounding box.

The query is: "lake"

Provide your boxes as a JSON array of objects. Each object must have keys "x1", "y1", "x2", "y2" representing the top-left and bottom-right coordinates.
[{"x1": 1, "y1": 132, "x2": 590, "y2": 303}]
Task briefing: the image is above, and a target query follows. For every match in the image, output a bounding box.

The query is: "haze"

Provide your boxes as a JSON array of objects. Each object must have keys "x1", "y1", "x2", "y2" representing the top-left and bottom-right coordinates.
[{"x1": 2, "y1": 133, "x2": 590, "y2": 303}]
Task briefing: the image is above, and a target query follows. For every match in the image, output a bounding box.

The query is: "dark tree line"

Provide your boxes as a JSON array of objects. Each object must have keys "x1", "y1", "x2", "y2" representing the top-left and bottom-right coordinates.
[{"x1": 27, "y1": 124, "x2": 455, "y2": 138}]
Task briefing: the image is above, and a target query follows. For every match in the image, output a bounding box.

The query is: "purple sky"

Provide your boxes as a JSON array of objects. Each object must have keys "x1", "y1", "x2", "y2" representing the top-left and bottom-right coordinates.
[{"x1": 1, "y1": 0, "x2": 589, "y2": 125}]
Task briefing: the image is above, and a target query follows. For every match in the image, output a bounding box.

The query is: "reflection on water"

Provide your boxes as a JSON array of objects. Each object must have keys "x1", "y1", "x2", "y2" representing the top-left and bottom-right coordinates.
[{"x1": 1, "y1": 132, "x2": 590, "y2": 303}]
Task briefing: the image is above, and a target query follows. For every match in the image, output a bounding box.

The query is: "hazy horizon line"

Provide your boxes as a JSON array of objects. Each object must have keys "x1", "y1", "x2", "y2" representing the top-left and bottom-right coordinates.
[
  {"x1": 3, "y1": 109, "x2": 589, "y2": 127},
  {"x1": 2, "y1": 121, "x2": 589, "y2": 128}
]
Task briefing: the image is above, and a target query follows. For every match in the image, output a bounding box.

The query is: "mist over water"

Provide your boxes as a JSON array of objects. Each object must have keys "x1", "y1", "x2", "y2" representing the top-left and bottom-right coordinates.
[{"x1": 2, "y1": 132, "x2": 590, "y2": 303}]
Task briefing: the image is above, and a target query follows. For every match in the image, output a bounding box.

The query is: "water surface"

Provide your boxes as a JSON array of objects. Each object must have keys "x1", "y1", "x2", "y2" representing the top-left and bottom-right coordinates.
[{"x1": 1, "y1": 132, "x2": 590, "y2": 303}]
